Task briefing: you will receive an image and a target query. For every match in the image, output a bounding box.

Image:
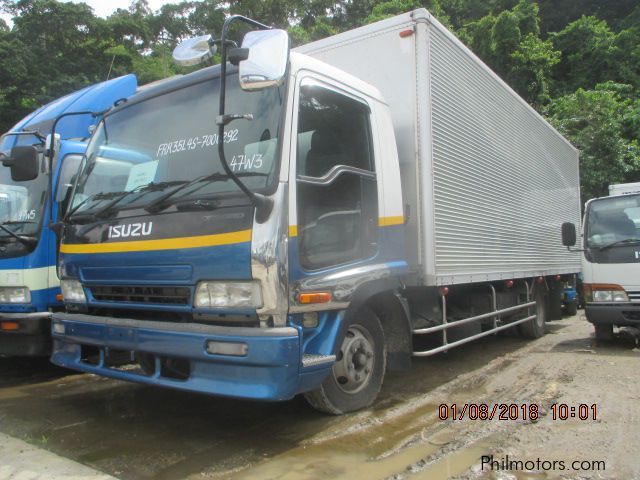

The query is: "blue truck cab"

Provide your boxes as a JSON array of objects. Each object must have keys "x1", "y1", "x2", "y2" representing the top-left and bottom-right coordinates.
[{"x1": 0, "y1": 75, "x2": 137, "y2": 356}]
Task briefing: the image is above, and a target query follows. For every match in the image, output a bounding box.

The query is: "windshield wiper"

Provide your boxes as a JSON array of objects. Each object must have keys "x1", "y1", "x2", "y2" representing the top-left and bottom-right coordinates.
[
  {"x1": 89, "y1": 180, "x2": 187, "y2": 219},
  {"x1": 65, "y1": 181, "x2": 185, "y2": 223},
  {"x1": 144, "y1": 172, "x2": 267, "y2": 214},
  {"x1": 0, "y1": 222, "x2": 37, "y2": 247},
  {"x1": 65, "y1": 190, "x2": 128, "y2": 222},
  {"x1": 598, "y1": 238, "x2": 640, "y2": 251}
]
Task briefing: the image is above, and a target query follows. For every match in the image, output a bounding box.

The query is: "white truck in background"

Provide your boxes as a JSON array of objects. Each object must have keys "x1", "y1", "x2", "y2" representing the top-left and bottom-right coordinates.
[
  {"x1": 53, "y1": 9, "x2": 581, "y2": 413},
  {"x1": 564, "y1": 182, "x2": 640, "y2": 340}
]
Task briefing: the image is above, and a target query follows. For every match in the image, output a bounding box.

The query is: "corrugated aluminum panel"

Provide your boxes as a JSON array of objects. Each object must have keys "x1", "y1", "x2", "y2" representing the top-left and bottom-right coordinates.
[
  {"x1": 427, "y1": 24, "x2": 581, "y2": 284},
  {"x1": 294, "y1": 9, "x2": 581, "y2": 285}
]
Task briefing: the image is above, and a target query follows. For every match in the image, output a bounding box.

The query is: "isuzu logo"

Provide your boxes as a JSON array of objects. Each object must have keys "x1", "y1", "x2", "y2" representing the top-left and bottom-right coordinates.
[{"x1": 108, "y1": 222, "x2": 153, "y2": 239}]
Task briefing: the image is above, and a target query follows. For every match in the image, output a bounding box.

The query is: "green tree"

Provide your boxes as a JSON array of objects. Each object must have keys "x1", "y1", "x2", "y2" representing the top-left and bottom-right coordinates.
[
  {"x1": 510, "y1": 33, "x2": 560, "y2": 106},
  {"x1": 547, "y1": 83, "x2": 640, "y2": 201},
  {"x1": 550, "y1": 16, "x2": 618, "y2": 94},
  {"x1": 0, "y1": 0, "x2": 113, "y2": 131},
  {"x1": 365, "y1": 0, "x2": 443, "y2": 24}
]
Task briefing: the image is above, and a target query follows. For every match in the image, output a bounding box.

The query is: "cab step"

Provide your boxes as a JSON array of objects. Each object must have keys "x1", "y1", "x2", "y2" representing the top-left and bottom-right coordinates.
[{"x1": 302, "y1": 354, "x2": 336, "y2": 368}]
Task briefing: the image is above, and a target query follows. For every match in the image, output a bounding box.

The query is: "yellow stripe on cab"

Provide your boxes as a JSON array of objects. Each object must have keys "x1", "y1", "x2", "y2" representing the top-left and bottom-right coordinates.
[
  {"x1": 288, "y1": 216, "x2": 404, "y2": 237},
  {"x1": 60, "y1": 229, "x2": 252, "y2": 254}
]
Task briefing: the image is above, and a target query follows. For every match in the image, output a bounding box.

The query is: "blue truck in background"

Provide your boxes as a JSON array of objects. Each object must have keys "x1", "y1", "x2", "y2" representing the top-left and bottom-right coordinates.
[{"x1": 0, "y1": 74, "x2": 137, "y2": 356}]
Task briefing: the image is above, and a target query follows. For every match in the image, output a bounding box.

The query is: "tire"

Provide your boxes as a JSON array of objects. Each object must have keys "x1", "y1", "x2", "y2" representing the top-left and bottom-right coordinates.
[
  {"x1": 548, "y1": 287, "x2": 563, "y2": 320},
  {"x1": 304, "y1": 308, "x2": 387, "y2": 415},
  {"x1": 519, "y1": 286, "x2": 547, "y2": 339},
  {"x1": 594, "y1": 324, "x2": 614, "y2": 342},
  {"x1": 564, "y1": 299, "x2": 578, "y2": 316}
]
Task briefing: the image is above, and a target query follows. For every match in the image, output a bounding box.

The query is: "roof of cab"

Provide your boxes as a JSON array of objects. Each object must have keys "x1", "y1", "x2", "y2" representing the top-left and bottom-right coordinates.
[
  {"x1": 10, "y1": 74, "x2": 138, "y2": 138},
  {"x1": 108, "y1": 51, "x2": 386, "y2": 114}
]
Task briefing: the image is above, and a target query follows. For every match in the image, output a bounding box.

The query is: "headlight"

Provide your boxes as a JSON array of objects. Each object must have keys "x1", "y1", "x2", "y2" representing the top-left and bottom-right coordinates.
[
  {"x1": 194, "y1": 281, "x2": 263, "y2": 308},
  {"x1": 60, "y1": 279, "x2": 87, "y2": 303},
  {"x1": 584, "y1": 284, "x2": 629, "y2": 303},
  {"x1": 0, "y1": 287, "x2": 30, "y2": 304}
]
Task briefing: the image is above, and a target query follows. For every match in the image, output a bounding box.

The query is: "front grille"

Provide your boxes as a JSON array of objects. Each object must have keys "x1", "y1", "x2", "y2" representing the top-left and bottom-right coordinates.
[
  {"x1": 627, "y1": 291, "x2": 640, "y2": 303},
  {"x1": 90, "y1": 285, "x2": 191, "y2": 305}
]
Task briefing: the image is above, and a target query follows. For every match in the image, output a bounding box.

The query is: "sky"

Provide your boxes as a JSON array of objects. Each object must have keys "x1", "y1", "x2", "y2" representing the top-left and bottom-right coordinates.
[{"x1": 1, "y1": 0, "x2": 187, "y2": 27}]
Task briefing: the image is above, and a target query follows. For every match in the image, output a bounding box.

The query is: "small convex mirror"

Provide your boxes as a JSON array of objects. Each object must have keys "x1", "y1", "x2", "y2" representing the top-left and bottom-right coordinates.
[
  {"x1": 239, "y1": 29, "x2": 289, "y2": 91},
  {"x1": 172, "y1": 34, "x2": 217, "y2": 67}
]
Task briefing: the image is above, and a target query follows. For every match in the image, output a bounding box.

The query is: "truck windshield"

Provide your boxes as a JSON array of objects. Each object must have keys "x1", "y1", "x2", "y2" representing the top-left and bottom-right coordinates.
[
  {"x1": 0, "y1": 135, "x2": 47, "y2": 238},
  {"x1": 71, "y1": 74, "x2": 283, "y2": 216},
  {"x1": 586, "y1": 194, "x2": 640, "y2": 248}
]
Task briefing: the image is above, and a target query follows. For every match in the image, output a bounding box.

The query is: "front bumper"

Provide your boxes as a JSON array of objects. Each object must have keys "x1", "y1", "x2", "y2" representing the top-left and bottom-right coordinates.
[
  {"x1": 584, "y1": 303, "x2": 640, "y2": 327},
  {"x1": 0, "y1": 312, "x2": 52, "y2": 356},
  {"x1": 51, "y1": 313, "x2": 331, "y2": 401}
]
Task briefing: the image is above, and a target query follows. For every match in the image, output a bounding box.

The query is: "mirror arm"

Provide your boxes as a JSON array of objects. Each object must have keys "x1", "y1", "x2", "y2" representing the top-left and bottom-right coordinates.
[
  {"x1": 47, "y1": 110, "x2": 105, "y2": 238},
  {"x1": 216, "y1": 15, "x2": 274, "y2": 224},
  {"x1": 0, "y1": 130, "x2": 47, "y2": 144}
]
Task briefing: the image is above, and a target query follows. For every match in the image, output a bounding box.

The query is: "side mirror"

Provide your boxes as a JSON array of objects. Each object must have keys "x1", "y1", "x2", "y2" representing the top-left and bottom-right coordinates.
[
  {"x1": 239, "y1": 29, "x2": 289, "y2": 91},
  {"x1": 172, "y1": 34, "x2": 216, "y2": 67},
  {"x1": 561, "y1": 222, "x2": 577, "y2": 247},
  {"x1": 2, "y1": 146, "x2": 40, "y2": 181}
]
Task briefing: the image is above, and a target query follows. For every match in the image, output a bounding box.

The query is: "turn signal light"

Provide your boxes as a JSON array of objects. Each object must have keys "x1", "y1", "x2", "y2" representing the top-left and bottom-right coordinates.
[
  {"x1": 0, "y1": 321, "x2": 20, "y2": 331},
  {"x1": 298, "y1": 292, "x2": 332, "y2": 304}
]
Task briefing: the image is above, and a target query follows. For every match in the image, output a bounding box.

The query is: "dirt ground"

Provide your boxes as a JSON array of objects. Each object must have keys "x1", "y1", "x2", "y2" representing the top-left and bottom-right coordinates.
[{"x1": 0, "y1": 313, "x2": 638, "y2": 480}]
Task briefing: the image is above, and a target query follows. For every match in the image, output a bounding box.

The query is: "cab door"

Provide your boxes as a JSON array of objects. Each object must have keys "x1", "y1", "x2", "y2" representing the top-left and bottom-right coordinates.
[{"x1": 289, "y1": 75, "x2": 379, "y2": 296}]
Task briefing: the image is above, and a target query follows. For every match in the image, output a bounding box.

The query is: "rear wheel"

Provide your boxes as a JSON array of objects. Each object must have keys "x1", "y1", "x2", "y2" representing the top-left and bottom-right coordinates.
[
  {"x1": 519, "y1": 286, "x2": 547, "y2": 339},
  {"x1": 564, "y1": 299, "x2": 578, "y2": 316},
  {"x1": 594, "y1": 324, "x2": 614, "y2": 341},
  {"x1": 547, "y1": 286, "x2": 563, "y2": 320},
  {"x1": 304, "y1": 308, "x2": 386, "y2": 415}
]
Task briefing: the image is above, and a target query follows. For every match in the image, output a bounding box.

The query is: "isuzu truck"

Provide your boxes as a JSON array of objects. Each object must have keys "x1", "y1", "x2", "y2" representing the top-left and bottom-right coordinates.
[
  {"x1": 51, "y1": 10, "x2": 581, "y2": 413},
  {"x1": 563, "y1": 182, "x2": 640, "y2": 340},
  {"x1": 0, "y1": 75, "x2": 137, "y2": 355}
]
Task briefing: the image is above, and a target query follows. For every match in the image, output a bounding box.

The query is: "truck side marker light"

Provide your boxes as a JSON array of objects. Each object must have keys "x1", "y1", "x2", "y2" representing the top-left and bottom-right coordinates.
[
  {"x1": 505, "y1": 280, "x2": 514, "y2": 288},
  {"x1": 438, "y1": 287, "x2": 449, "y2": 296},
  {"x1": 299, "y1": 292, "x2": 332, "y2": 304},
  {"x1": 56, "y1": 294, "x2": 63, "y2": 302},
  {"x1": 0, "y1": 321, "x2": 19, "y2": 331},
  {"x1": 206, "y1": 341, "x2": 248, "y2": 356},
  {"x1": 399, "y1": 29, "x2": 414, "y2": 38}
]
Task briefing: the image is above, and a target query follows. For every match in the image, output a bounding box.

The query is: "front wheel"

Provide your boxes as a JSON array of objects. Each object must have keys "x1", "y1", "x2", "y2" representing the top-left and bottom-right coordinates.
[
  {"x1": 304, "y1": 308, "x2": 386, "y2": 415},
  {"x1": 594, "y1": 324, "x2": 614, "y2": 341}
]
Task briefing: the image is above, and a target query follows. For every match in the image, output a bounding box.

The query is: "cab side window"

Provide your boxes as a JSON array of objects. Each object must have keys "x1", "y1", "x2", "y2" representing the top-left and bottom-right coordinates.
[{"x1": 296, "y1": 82, "x2": 378, "y2": 270}]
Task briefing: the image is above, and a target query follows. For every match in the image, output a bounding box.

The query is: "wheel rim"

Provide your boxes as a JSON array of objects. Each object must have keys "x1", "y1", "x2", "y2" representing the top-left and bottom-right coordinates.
[{"x1": 332, "y1": 325, "x2": 375, "y2": 394}]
